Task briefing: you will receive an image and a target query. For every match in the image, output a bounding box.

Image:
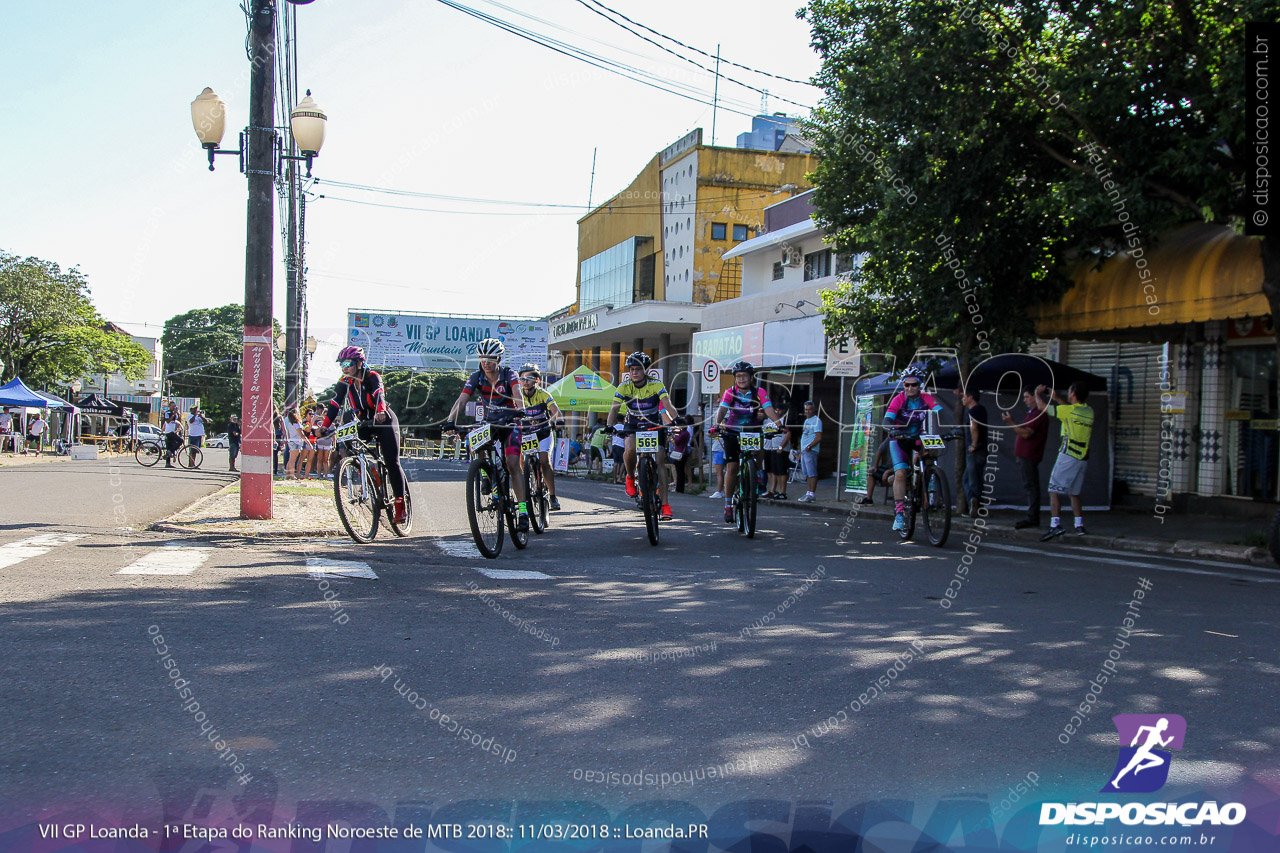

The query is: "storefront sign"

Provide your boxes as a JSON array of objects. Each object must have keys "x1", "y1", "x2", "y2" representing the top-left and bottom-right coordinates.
[
  {"x1": 762, "y1": 315, "x2": 826, "y2": 369},
  {"x1": 845, "y1": 395, "x2": 876, "y2": 493},
  {"x1": 551, "y1": 312, "x2": 599, "y2": 340},
  {"x1": 692, "y1": 322, "x2": 764, "y2": 372},
  {"x1": 826, "y1": 338, "x2": 863, "y2": 377},
  {"x1": 348, "y1": 311, "x2": 547, "y2": 371}
]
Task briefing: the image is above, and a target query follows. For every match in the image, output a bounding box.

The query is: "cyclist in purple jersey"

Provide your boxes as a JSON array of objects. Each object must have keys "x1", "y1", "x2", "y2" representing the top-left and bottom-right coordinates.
[
  {"x1": 711, "y1": 360, "x2": 784, "y2": 524},
  {"x1": 882, "y1": 366, "x2": 945, "y2": 531},
  {"x1": 445, "y1": 338, "x2": 532, "y2": 532}
]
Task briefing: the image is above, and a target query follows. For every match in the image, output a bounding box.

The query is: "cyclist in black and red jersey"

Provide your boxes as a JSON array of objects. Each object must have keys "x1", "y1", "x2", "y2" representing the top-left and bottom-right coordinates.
[
  {"x1": 320, "y1": 345, "x2": 409, "y2": 524},
  {"x1": 444, "y1": 338, "x2": 532, "y2": 532}
]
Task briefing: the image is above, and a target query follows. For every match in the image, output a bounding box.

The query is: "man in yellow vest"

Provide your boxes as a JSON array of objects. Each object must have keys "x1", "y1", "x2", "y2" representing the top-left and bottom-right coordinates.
[{"x1": 1034, "y1": 381, "x2": 1095, "y2": 539}]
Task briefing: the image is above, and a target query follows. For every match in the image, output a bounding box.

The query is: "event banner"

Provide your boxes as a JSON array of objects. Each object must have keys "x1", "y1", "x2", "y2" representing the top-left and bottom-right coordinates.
[
  {"x1": 845, "y1": 394, "x2": 875, "y2": 493},
  {"x1": 348, "y1": 311, "x2": 548, "y2": 372}
]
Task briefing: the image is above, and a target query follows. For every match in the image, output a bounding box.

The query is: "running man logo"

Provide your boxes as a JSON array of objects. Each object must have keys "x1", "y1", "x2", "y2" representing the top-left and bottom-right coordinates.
[{"x1": 1102, "y1": 714, "x2": 1186, "y2": 793}]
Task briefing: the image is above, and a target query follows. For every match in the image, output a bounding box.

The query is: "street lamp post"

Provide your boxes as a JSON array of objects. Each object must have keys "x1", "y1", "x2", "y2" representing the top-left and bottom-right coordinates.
[{"x1": 189, "y1": 0, "x2": 325, "y2": 520}]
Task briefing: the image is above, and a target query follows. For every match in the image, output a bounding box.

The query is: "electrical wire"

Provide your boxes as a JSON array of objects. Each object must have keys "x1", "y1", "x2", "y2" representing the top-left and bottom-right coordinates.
[{"x1": 571, "y1": 0, "x2": 814, "y2": 111}]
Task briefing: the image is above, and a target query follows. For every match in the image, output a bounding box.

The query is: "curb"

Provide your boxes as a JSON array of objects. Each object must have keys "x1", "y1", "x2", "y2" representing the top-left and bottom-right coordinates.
[{"x1": 754, "y1": 496, "x2": 1274, "y2": 569}]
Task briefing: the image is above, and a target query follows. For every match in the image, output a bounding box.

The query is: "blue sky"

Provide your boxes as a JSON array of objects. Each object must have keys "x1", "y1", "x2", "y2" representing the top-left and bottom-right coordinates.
[{"x1": 0, "y1": 0, "x2": 822, "y2": 387}]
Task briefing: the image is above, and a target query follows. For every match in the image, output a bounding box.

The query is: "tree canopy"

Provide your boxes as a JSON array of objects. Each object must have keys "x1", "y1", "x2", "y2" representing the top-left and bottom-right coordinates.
[
  {"x1": 0, "y1": 251, "x2": 150, "y2": 387},
  {"x1": 162, "y1": 305, "x2": 284, "y2": 426},
  {"x1": 801, "y1": 0, "x2": 1268, "y2": 367}
]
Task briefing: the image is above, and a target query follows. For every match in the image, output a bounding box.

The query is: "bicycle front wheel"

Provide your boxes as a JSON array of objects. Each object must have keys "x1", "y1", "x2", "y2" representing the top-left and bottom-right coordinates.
[
  {"x1": 640, "y1": 456, "x2": 660, "y2": 546},
  {"x1": 466, "y1": 457, "x2": 504, "y2": 558},
  {"x1": 526, "y1": 463, "x2": 546, "y2": 535},
  {"x1": 178, "y1": 446, "x2": 203, "y2": 469},
  {"x1": 334, "y1": 456, "x2": 379, "y2": 543},
  {"x1": 921, "y1": 463, "x2": 951, "y2": 546},
  {"x1": 742, "y1": 456, "x2": 758, "y2": 539},
  {"x1": 135, "y1": 441, "x2": 163, "y2": 467}
]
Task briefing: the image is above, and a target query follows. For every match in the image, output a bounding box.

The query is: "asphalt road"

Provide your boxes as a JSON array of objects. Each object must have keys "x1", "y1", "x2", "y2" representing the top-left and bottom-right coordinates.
[{"x1": 1, "y1": 458, "x2": 1276, "y2": 843}]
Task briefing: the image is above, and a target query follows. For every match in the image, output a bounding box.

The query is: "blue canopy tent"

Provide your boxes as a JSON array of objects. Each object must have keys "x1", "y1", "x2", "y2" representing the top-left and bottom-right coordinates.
[
  {"x1": 0, "y1": 378, "x2": 71, "y2": 453},
  {"x1": 850, "y1": 356, "x2": 1113, "y2": 510}
]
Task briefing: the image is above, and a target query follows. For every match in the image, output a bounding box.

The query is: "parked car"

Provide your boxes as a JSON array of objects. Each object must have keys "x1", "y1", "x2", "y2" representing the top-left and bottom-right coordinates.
[
  {"x1": 206, "y1": 433, "x2": 230, "y2": 448},
  {"x1": 114, "y1": 423, "x2": 162, "y2": 441}
]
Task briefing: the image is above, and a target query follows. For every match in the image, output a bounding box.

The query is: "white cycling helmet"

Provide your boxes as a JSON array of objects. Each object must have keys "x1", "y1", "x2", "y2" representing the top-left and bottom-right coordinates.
[{"x1": 477, "y1": 338, "x2": 505, "y2": 358}]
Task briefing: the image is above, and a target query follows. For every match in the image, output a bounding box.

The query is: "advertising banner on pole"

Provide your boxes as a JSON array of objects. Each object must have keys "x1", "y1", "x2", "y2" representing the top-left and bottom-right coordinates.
[
  {"x1": 241, "y1": 325, "x2": 275, "y2": 519},
  {"x1": 348, "y1": 311, "x2": 548, "y2": 372},
  {"x1": 845, "y1": 394, "x2": 876, "y2": 493},
  {"x1": 553, "y1": 438, "x2": 571, "y2": 472}
]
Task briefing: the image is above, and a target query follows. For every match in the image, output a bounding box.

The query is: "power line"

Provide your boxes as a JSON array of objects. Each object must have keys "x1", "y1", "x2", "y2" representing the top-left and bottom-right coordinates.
[
  {"x1": 584, "y1": 0, "x2": 818, "y2": 87},
  {"x1": 571, "y1": 0, "x2": 814, "y2": 112},
  {"x1": 430, "y1": 0, "x2": 760, "y2": 118}
]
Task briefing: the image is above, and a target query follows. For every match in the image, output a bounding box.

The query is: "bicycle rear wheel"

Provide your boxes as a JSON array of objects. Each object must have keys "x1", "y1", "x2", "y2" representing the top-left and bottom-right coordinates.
[
  {"x1": 921, "y1": 463, "x2": 951, "y2": 546},
  {"x1": 526, "y1": 463, "x2": 546, "y2": 534},
  {"x1": 640, "y1": 456, "x2": 660, "y2": 546},
  {"x1": 135, "y1": 441, "x2": 163, "y2": 467},
  {"x1": 387, "y1": 467, "x2": 414, "y2": 537},
  {"x1": 743, "y1": 457, "x2": 758, "y2": 539},
  {"x1": 334, "y1": 456, "x2": 379, "y2": 543},
  {"x1": 178, "y1": 446, "x2": 203, "y2": 469},
  {"x1": 466, "y1": 457, "x2": 503, "y2": 558}
]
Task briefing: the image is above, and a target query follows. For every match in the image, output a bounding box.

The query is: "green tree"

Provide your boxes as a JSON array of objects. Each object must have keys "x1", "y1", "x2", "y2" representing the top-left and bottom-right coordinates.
[
  {"x1": 315, "y1": 370, "x2": 467, "y2": 432},
  {"x1": 162, "y1": 305, "x2": 283, "y2": 427},
  {"x1": 801, "y1": 0, "x2": 1267, "y2": 364},
  {"x1": 0, "y1": 251, "x2": 150, "y2": 386}
]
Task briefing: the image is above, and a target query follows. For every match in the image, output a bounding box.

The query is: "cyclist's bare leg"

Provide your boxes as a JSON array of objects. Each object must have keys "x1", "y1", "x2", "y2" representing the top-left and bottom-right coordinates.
[
  {"x1": 623, "y1": 435, "x2": 637, "y2": 479},
  {"x1": 539, "y1": 452, "x2": 555, "y2": 497},
  {"x1": 723, "y1": 461, "x2": 739, "y2": 500},
  {"x1": 504, "y1": 446, "x2": 527, "y2": 503}
]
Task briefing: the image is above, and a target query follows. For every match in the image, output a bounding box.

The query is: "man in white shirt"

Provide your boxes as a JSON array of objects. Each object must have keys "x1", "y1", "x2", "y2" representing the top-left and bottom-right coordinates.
[
  {"x1": 186, "y1": 406, "x2": 207, "y2": 467},
  {"x1": 27, "y1": 414, "x2": 48, "y2": 456},
  {"x1": 0, "y1": 411, "x2": 12, "y2": 455},
  {"x1": 797, "y1": 401, "x2": 822, "y2": 502}
]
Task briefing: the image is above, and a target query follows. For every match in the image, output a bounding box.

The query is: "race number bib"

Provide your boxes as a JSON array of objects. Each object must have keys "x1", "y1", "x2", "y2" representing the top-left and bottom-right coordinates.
[
  {"x1": 921, "y1": 434, "x2": 945, "y2": 450},
  {"x1": 636, "y1": 430, "x2": 660, "y2": 454},
  {"x1": 739, "y1": 432, "x2": 762, "y2": 451},
  {"x1": 520, "y1": 433, "x2": 540, "y2": 454},
  {"x1": 467, "y1": 423, "x2": 492, "y2": 451},
  {"x1": 335, "y1": 421, "x2": 359, "y2": 444}
]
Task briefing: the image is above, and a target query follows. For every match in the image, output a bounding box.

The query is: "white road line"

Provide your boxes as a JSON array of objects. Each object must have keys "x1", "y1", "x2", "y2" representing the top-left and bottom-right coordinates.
[
  {"x1": 437, "y1": 540, "x2": 482, "y2": 559},
  {"x1": 306, "y1": 557, "x2": 378, "y2": 579},
  {"x1": 979, "y1": 541, "x2": 1280, "y2": 583},
  {"x1": 117, "y1": 546, "x2": 211, "y2": 576},
  {"x1": 473, "y1": 568, "x2": 552, "y2": 579},
  {"x1": 0, "y1": 533, "x2": 86, "y2": 570}
]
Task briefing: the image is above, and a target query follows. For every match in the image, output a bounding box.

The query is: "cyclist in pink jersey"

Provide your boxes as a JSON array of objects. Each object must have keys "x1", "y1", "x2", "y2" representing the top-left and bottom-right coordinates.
[{"x1": 882, "y1": 366, "x2": 945, "y2": 532}]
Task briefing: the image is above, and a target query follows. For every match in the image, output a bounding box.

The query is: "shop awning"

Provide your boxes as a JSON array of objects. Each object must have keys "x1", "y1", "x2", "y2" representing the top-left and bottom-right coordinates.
[
  {"x1": 545, "y1": 366, "x2": 619, "y2": 412},
  {"x1": 1036, "y1": 224, "x2": 1269, "y2": 337},
  {"x1": 76, "y1": 393, "x2": 125, "y2": 415}
]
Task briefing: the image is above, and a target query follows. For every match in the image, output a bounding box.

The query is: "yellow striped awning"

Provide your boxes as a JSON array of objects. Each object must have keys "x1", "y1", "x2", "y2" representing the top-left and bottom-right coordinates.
[{"x1": 1036, "y1": 224, "x2": 1269, "y2": 337}]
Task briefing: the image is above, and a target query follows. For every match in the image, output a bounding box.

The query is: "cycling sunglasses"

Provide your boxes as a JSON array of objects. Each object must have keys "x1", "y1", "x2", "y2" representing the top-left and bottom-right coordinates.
[
  {"x1": 339, "y1": 359, "x2": 358, "y2": 368},
  {"x1": 902, "y1": 381, "x2": 921, "y2": 387}
]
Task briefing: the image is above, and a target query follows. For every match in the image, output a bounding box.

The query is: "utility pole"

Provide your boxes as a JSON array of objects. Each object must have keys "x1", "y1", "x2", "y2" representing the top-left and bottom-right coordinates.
[
  {"x1": 711, "y1": 43, "x2": 721, "y2": 146},
  {"x1": 240, "y1": 0, "x2": 276, "y2": 520},
  {"x1": 285, "y1": 156, "x2": 300, "y2": 410}
]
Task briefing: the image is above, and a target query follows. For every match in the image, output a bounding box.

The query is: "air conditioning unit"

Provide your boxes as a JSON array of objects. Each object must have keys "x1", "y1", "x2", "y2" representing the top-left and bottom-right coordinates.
[{"x1": 781, "y1": 248, "x2": 802, "y2": 267}]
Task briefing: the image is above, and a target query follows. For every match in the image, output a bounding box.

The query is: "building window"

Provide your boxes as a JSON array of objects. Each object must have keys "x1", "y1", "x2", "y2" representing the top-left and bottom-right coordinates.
[
  {"x1": 732, "y1": 224, "x2": 749, "y2": 241},
  {"x1": 836, "y1": 252, "x2": 859, "y2": 274},
  {"x1": 804, "y1": 249, "x2": 832, "y2": 281},
  {"x1": 772, "y1": 261, "x2": 785, "y2": 281},
  {"x1": 711, "y1": 222, "x2": 727, "y2": 240}
]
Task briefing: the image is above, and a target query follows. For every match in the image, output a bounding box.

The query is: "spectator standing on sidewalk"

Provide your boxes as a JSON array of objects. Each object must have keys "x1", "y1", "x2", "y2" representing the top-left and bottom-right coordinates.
[
  {"x1": 1035, "y1": 381, "x2": 1095, "y2": 539},
  {"x1": 708, "y1": 430, "x2": 726, "y2": 499},
  {"x1": 0, "y1": 410, "x2": 12, "y2": 454},
  {"x1": 961, "y1": 389, "x2": 990, "y2": 516},
  {"x1": 26, "y1": 413, "x2": 48, "y2": 456},
  {"x1": 226, "y1": 414, "x2": 241, "y2": 472},
  {"x1": 589, "y1": 419, "x2": 609, "y2": 473},
  {"x1": 798, "y1": 401, "x2": 822, "y2": 502},
  {"x1": 611, "y1": 428, "x2": 626, "y2": 485},
  {"x1": 764, "y1": 419, "x2": 791, "y2": 500},
  {"x1": 273, "y1": 410, "x2": 285, "y2": 475},
  {"x1": 283, "y1": 408, "x2": 307, "y2": 479},
  {"x1": 1002, "y1": 388, "x2": 1049, "y2": 529},
  {"x1": 186, "y1": 406, "x2": 208, "y2": 467}
]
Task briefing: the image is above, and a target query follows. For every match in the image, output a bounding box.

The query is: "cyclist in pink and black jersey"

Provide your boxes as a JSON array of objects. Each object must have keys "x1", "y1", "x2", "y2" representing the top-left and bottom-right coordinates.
[
  {"x1": 711, "y1": 360, "x2": 784, "y2": 524},
  {"x1": 882, "y1": 366, "x2": 945, "y2": 531}
]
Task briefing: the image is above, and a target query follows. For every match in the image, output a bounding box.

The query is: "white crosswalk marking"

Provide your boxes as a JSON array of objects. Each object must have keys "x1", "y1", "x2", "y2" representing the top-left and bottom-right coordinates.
[
  {"x1": 0, "y1": 533, "x2": 86, "y2": 570},
  {"x1": 117, "y1": 546, "x2": 211, "y2": 575},
  {"x1": 306, "y1": 558, "x2": 377, "y2": 579},
  {"x1": 473, "y1": 568, "x2": 552, "y2": 580},
  {"x1": 437, "y1": 540, "x2": 482, "y2": 559}
]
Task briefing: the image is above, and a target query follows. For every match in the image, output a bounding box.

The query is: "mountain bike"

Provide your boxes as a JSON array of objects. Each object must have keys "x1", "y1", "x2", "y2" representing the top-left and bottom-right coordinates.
[
  {"x1": 135, "y1": 438, "x2": 201, "y2": 469},
  {"x1": 885, "y1": 428, "x2": 960, "y2": 546},
  {"x1": 332, "y1": 418, "x2": 413, "y2": 543},
  {"x1": 630, "y1": 425, "x2": 664, "y2": 546},
  {"x1": 462, "y1": 419, "x2": 528, "y2": 558},
  {"x1": 518, "y1": 417, "x2": 557, "y2": 535},
  {"x1": 718, "y1": 423, "x2": 777, "y2": 539}
]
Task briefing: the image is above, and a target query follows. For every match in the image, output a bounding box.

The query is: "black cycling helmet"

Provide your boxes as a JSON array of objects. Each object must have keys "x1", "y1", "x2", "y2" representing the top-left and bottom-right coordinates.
[
  {"x1": 625, "y1": 351, "x2": 652, "y2": 369},
  {"x1": 728, "y1": 360, "x2": 756, "y2": 376}
]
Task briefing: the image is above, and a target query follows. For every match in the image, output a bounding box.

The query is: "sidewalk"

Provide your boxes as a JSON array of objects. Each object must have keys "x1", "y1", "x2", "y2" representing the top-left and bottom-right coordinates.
[
  {"x1": 152, "y1": 477, "x2": 342, "y2": 538},
  {"x1": 748, "y1": 488, "x2": 1275, "y2": 567}
]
